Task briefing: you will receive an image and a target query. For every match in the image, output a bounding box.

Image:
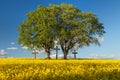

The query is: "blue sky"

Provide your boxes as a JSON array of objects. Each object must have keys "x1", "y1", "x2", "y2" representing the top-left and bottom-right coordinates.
[{"x1": 0, "y1": 0, "x2": 120, "y2": 59}]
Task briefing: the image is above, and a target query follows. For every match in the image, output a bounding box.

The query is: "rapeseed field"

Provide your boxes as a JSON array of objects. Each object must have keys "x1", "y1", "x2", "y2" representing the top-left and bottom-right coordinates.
[{"x1": 0, "y1": 58, "x2": 120, "y2": 80}]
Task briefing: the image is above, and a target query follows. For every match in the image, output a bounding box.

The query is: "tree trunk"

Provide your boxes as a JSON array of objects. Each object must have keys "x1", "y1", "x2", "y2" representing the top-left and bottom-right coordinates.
[
  {"x1": 63, "y1": 50, "x2": 68, "y2": 59},
  {"x1": 46, "y1": 51, "x2": 51, "y2": 59},
  {"x1": 61, "y1": 45, "x2": 69, "y2": 59}
]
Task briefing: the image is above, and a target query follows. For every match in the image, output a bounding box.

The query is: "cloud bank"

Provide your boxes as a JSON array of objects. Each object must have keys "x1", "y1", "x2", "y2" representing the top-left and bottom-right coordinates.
[
  {"x1": 50, "y1": 54, "x2": 72, "y2": 58},
  {"x1": 7, "y1": 47, "x2": 18, "y2": 50},
  {"x1": 89, "y1": 53, "x2": 116, "y2": 59},
  {"x1": 0, "y1": 50, "x2": 7, "y2": 55},
  {"x1": 22, "y1": 46, "x2": 28, "y2": 50}
]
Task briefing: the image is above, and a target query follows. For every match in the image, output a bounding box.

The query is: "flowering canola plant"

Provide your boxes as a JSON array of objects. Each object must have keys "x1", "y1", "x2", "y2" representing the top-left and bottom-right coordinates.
[{"x1": 0, "y1": 58, "x2": 120, "y2": 80}]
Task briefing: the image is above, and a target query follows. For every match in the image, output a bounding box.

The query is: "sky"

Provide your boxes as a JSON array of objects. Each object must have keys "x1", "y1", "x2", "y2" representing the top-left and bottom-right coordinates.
[{"x1": 0, "y1": 0, "x2": 120, "y2": 59}]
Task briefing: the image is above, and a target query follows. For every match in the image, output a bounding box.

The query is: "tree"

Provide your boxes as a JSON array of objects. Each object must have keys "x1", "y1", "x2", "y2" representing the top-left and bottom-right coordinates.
[
  {"x1": 18, "y1": 6, "x2": 56, "y2": 59},
  {"x1": 49, "y1": 4, "x2": 105, "y2": 59}
]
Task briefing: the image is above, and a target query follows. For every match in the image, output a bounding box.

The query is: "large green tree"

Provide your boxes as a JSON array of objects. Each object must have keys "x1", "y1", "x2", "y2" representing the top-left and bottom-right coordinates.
[
  {"x1": 18, "y1": 6, "x2": 56, "y2": 59},
  {"x1": 49, "y1": 4, "x2": 105, "y2": 59}
]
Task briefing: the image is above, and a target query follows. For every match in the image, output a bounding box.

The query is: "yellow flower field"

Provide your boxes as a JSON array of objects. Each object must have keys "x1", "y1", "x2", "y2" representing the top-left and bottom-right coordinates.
[{"x1": 0, "y1": 58, "x2": 120, "y2": 80}]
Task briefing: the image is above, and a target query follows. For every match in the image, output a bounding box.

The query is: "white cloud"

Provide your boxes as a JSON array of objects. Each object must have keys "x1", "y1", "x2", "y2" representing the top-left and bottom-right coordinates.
[
  {"x1": 97, "y1": 37, "x2": 104, "y2": 42},
  {"x1": 51, "y1": 54, "x2": 60, "y2": 58},
  {"x1": 37, "y1": 49, "x2": 45, "y2": 53},
  {"x1": 22, "y1": 46, "x2": 28, "y2": 50},
  {"x1": 31, "y1": 47, "x2": 44, "y2": 52},
  {"x1": 50, "y1": 54, "x2": 72, "y2": 58},
  {"x1": 32, "y1": 48, "x2": 45, "y2": 53},
  {"x1": 0, "y1": 50, "x2": 7, "y2": 55},
  {"x1": 11, "y1": 42, "x2": 15, "y2": 45},
  {"x1": 89, "y1": 53, "x2": 115, "y2": 59},
  {"x1": 22, "y1": 46, "x2": 45, "y2": 53},
  {"x1": 7, "y1": 47, "x2": 18, "y2": 50}
]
